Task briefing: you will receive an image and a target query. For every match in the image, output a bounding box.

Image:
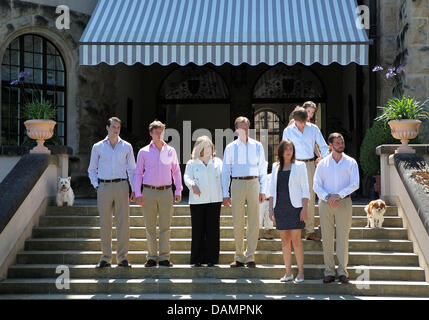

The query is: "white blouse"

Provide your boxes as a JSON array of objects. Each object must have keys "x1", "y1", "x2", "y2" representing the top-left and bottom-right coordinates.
[{"x1": 184, "y1": 156, "x2": 223, "y2": 204}]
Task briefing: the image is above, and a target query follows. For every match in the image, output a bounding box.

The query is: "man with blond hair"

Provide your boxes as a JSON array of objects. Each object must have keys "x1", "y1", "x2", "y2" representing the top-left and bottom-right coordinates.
[
  {"x1": 222, "y1": 116, "x2": 267, "y2": 268},
  {"x1": 132, "y1": 120, "x2": 182, "y2": 268}
]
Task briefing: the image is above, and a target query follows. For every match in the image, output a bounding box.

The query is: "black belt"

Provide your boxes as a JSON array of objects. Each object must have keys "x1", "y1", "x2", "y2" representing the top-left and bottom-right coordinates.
[
  {"x1": 297, "y1": 157, "x2": 316, "y2": 162},
  {"x1": 143, "y1": 184, "x2": 172, "y2": 190},
  {"x1": 98, "y1": 178, "x2": 128, "y2": 183},
  {"x1": 232, "y1": 176, "x2": 258, "y2": 180}
]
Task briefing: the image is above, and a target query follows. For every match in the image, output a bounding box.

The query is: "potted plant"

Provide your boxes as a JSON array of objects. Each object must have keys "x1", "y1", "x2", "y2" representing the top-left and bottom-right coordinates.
[
  {"x1": 372, "y1": 64, "x2": 429, "y2": 153},
  {"x1": 10, "y1": 72, "x2": 57, "y2": 154},
  {"x1": 375, "y1": 96, "x2": 429, "y2": 153}
]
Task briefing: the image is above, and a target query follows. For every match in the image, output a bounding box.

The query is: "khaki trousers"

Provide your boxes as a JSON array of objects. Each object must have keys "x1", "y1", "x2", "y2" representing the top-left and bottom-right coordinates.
[
  {"x1": 231, "y1": 178, "x2": 260, "y2": 263},
  {"x1": 97, "y1": 180, "x2": 130, "y2": 263},
  {"x1": 305, "y1": 161, "x2": 316, "y2": 236},
  {"x1": 319, "y1": 197, "x2": 353, "y2": 277},
  {"x1": 141, "y1": 187, "x2": 174, "y2": 261}
]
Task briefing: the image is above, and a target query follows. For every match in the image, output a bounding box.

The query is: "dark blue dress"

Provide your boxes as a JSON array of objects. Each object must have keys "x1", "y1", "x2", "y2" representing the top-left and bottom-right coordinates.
[{"x1": 274, "y1": 170, "x2": 305, "y2": 230}]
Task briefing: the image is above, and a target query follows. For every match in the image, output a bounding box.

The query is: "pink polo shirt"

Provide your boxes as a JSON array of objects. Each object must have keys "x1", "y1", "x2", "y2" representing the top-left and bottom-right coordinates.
[{"x1": 133, "y1": 140, "x2": 183, "y2": 197}]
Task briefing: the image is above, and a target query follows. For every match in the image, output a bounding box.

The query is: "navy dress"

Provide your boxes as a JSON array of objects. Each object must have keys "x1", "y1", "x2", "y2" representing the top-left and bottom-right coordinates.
[{"x1": 274, "y1": 170, "x2": 305, "y2": 230}]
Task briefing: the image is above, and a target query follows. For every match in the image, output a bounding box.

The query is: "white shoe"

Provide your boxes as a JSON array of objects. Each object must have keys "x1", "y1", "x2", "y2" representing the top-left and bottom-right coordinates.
[
  {"x1": 294, "y1": 276, "x2": 305, "y2": 283},
  {"x1": 280, "y1": 274, "x2": 294, "y2": 282}
]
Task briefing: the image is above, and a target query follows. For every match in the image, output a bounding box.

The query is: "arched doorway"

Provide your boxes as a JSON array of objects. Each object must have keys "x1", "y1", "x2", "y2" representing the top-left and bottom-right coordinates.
[
  {"x1": 158, "y1": 64, "x2": 230, "y2": 161},
  {"x1": 1, "y1": 34, "x2": 67, "y2": 145},
  {"x1": 252, "y1": 64, "x2": 326, "y2": 168}
]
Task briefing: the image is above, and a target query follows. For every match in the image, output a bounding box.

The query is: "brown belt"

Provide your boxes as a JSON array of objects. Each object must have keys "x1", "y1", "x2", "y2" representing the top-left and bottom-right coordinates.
[
  {"x1": 143, "y1": 184, "x2": 171, "y2": 190},
  {"x1": 297, "y1": 158, "x2": 316, "y2": 163},
  {"x1": 232, "y1": 176, "x2": 258, "y2": 180}
]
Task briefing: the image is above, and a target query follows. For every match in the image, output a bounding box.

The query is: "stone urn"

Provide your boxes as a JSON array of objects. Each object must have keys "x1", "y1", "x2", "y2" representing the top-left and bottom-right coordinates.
[
  {"x1": 388, "y1": 120, "x2": 421, "y2": 154},
  {"x1": 24, "y1": 120, "x2": 56, "y2": 154}
]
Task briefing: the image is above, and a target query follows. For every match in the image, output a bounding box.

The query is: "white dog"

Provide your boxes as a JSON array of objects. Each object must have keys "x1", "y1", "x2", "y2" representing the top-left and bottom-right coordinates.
[
  {"x1": 56, "y1": 177, "x2": 75, "y2": 207},
  {"x1": 365, "y1": 199, "x2": 386, "y2": 228}
]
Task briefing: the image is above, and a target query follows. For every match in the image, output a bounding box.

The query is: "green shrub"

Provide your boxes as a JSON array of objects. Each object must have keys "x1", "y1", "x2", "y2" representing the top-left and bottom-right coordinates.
[
  {"x1": 23, "y1": 100, "x2": 57, "y2": 120},
  {"x1": 376, "y1": 96, "x2": 429, "y2": 122},
  {"x1": 359, "y1": 120, "x2": 421, "y2": 176}
]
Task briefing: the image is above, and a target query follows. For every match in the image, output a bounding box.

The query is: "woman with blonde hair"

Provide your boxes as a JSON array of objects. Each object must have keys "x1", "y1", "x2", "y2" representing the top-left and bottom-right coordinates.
[
  {"x1": 184, "y1": 136, "x2": 223, "y2": 267},
  {"x1": 269, "y1": 139, "x2": 309, "y2": 283}
]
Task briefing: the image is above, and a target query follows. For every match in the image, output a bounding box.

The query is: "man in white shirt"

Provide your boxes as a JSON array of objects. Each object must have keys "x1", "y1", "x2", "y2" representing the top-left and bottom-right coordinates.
[
  {"x1": 282, "y1": 106, "x2": 329, "y2": 241},
  {"x1": 313, "y1": 133, "x2": 360, "y2": 284},
  {"x1": 88, "y1": 117, "x2": 136, "y2": 269},
  {"x1": 222, "y1": 117, "x2": 268, "y2": 268}
]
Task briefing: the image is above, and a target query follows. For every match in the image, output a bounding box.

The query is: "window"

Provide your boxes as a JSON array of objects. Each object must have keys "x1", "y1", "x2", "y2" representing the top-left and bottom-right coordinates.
[
  {"x1": 254, "y1": 110, "x2": 280, "y2": 168},
  {"x1": 1, "y1": 34, "x2": 66, "y2": 145}
]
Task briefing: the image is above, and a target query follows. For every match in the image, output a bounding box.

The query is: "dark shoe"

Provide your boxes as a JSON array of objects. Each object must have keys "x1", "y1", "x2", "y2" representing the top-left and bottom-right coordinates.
[
  {"x1": 338, "y1": 275, "x2": 350, "y2": 284},
  {"x1": 144, "y1": 259, "x2": 157, "y2": 268},
  {"x1": 159, "y1": 260, "x2": 173, "y2": 267},
  {"x1": 192, "y1": 263, "x2": 202, "y2": 267},
  {"x1": 118, "y1": 259, "x2": 132, "y2": 268},
  {"x1": 323, "y1": 275, "x2": 336, "y2": 283},
  {"x1": 306, "y1": 233, "x2": 321, "y2": 241},
  {"x1": 246, "y1": 261, "x2": 256, "y2": 268},
  {"x1": 230, "y1": 261, "x2": 245, "y2": 268},
  {"x1": 207, "y1": 263, "x2": 216, "y2": 267},
  {"x1": 96, "y1": 260, "x2": 111, "y2": 269}
]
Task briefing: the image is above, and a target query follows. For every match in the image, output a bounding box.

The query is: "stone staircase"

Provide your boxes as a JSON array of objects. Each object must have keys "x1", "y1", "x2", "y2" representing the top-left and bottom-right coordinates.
[{"x1": 1, "y1": 204, "x2": 429, "y2": 298}]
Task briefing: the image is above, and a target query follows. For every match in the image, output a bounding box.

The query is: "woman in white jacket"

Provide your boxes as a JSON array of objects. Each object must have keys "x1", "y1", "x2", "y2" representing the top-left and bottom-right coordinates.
[
  {"x1": 269, "y1": 139, "x2": 310, "y2": 283},
  {"x1": 184, "y1": 136, "x2": 223, "y2": 267}
]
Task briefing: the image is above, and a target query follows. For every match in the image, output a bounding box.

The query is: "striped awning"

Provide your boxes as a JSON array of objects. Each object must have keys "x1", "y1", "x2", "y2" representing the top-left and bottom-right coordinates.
[{"x1": 79, "y1": 0, "x2": 370, "y2": 66}]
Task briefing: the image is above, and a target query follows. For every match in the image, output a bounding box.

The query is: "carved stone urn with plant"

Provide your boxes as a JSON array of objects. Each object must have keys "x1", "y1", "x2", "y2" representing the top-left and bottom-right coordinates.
[{"x1": 10, "y1": 72, "x2": 57, "y2": 154}]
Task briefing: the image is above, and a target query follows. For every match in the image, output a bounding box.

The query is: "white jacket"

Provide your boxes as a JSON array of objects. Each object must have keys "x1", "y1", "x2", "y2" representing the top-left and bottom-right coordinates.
[
  {"x1": 270, "y1": 161, "x2": 310, "y2": 209},
  {"x1": 184, "y1": 156, "x2": 223, "y2": 204}
]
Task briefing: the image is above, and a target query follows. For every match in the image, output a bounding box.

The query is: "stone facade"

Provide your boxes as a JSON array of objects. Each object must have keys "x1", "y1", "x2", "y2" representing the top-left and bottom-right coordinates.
[{"x1": 378, "y1": 0, "x2": 429, "y2": 142}]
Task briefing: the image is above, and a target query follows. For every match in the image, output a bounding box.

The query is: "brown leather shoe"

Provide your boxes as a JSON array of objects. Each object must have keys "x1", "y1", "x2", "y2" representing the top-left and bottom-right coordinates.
[
  {"x1": 263, "y1": 229, "x2": 274, "y2": 240},
  {"x1": 230, "y1": 261, "x2": 245, "y2": 268},
  {"x1": 338, "y1": 275, "x2": 350, "y2": 283},
  {"x1": 323, "y1": 275, "x2": 336, "y2": 283},
  {"x1": 246, "y1": 261, "x2": 256, "y2": 268},
  {"x1": 306, "y1": 233, "x2": 321, "y2": 241}
]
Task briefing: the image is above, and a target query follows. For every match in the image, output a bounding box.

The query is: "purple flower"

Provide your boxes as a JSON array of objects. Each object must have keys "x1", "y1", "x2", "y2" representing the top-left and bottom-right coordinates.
[
  {"x1": 396, "y1": 65, "x2": 405, "y2": 73},
  {"x1": 10, "y1": 80, "x2": 19, "y2": 85},
  {"x1": 18, "y1": 71, "x2": 31, "y2": 79},
  {"x1": 372, "y1": 65, "x2": 383, "y2": 72},
  {"x1": 386, "y1": 71, "x2": 397, "y2": 79}
]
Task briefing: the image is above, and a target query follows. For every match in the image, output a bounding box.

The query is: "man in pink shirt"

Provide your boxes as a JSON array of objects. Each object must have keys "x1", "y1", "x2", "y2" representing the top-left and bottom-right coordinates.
[{"x1": 131, "y1": 120, "x2": 182, "y2": 267}]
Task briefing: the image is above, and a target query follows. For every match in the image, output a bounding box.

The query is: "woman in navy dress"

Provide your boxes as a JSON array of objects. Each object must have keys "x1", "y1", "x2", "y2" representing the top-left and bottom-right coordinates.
[{"x1": 269, "y1": 140, "x2": 310, "y2": 283}]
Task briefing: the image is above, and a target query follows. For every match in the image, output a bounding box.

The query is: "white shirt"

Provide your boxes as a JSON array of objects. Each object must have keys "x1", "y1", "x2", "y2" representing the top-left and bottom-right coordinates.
[
  {"x1": 221, "y1": 137, "x2": 268, "y2": 198},
  {"x1": 184, "y1": 157, "x2": 223, "y2": 204},
  {"x1": 313, "y1": 153, "x2": 360, "y2": 200},
  {"x1": 270, "y1": 161, "x2": 310, "y2": 209},
  {"x1": 88, "y1": 136, "x2": 136, "y2": 189},
  {"x1": 282, "y1": 122, "x2": 330, "y2": 160}
]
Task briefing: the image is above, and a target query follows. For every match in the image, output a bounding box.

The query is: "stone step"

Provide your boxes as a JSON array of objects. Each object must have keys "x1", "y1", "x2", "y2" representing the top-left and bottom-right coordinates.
[
  {"x1": 7, "y1": 264, "x2": 426, "y2": 281},
  {"x1": 24, "y1": 238, "x2": 415, "y2": 253},
  {"x1": 46, "y1": 205, "x2": 399, "y2": 217},
  {"x1": 1, "y1": 278, "x2": 428, "y2": 297},
  {"x1": 37, "y1": 215, "x2": 404, "y2": 228},
  {"x1": 15, "y1": 250, "x2": 420, "y2": 266},
  {"x1": 32, "y1": 226, "x2": 410, "y2": 240}
]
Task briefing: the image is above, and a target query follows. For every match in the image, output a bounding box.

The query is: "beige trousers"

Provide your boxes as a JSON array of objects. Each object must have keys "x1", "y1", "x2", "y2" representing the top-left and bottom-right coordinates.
[
  {"x1": 305, "y1": 161, "x2": 316, "y2": 235},
  {"x1": 319, "y1": 197, "x2": 353, "y2": 277},
  {"x1": 231, "y1": 178, "x2": 260, "y2": 263},
  {"x1": 97, "y1": 180, "x2": 130, "y2": 263},
  {"x1": 141, "y1": 187, "x2": 174, "y2": 261}
]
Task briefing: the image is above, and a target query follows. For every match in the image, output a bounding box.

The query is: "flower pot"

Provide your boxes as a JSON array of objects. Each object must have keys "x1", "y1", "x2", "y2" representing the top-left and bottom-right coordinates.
[
  {"x1": 388, "y1": 120, "x2": 421, "y2": 154},
  {"x1": 24, "y1": 120, "x2": 56, "y2": 154}
]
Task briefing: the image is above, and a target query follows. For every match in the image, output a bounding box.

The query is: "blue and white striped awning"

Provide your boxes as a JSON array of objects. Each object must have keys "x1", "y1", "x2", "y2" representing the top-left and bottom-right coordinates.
[{"x1": 79, "y1": 0, "x2": 370, "y2": 66}]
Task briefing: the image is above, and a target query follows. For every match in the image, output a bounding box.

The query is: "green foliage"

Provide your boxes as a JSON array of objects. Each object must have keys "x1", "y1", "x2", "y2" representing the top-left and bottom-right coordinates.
[
  {"x1": 359, "y1": 120, "x2": 421, "y2": 176},
  {"x1": 376, "y1": 96, "x2": 429, "y2": 122},
  {"x1": 23, "y1": 100, "x2": 57, "y2": 120}
]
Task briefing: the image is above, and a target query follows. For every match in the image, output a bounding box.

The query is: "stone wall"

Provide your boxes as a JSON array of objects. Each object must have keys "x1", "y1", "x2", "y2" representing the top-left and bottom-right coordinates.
[{"x1": 378, "y1": 0, "x2": 429, "y2": 143}]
